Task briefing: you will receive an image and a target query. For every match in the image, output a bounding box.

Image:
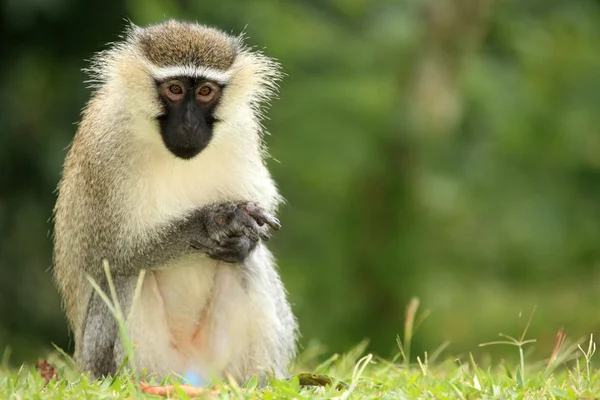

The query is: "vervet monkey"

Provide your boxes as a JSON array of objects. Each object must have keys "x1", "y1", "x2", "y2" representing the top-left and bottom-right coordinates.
[{"x1": 52, "y1": 20, "x2": 298, "y2": 384}]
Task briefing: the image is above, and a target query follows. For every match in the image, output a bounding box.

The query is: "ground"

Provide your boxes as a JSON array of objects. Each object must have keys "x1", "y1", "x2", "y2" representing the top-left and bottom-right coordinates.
[{"x1": 1, "y1": 334, "x2": 599, "y2": 399}]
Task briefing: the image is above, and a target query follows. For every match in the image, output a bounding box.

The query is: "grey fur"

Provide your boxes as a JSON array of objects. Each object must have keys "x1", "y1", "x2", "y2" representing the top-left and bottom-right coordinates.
[
  {"x1": 80, "y1": 276, "x2": 136, "y2": 378},
  {"x1": 81, "y1": 284, "x2": 118, "y2": 377}
]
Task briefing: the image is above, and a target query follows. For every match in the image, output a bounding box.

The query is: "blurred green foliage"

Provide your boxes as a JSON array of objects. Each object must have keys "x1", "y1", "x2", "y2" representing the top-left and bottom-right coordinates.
[{"x1": 1, "y1": 0, "x2": 599, "y2": 365}]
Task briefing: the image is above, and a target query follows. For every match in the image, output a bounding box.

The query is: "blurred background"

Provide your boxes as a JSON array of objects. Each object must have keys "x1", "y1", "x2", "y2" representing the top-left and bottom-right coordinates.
[{"x1": 1, "y1": 0, "x2": 599, "y2": 366}]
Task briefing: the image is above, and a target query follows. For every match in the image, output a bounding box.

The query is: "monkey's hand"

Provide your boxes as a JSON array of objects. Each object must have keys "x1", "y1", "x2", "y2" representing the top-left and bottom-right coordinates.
[{"x1": 190, "y1": 202, "x2": 280, "y2": 264}]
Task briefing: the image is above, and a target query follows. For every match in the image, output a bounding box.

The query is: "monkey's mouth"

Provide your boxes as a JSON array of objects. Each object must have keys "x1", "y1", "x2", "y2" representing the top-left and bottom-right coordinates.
[
  {"x1": 167, "y1": 142, "x2": 208, "y2": 160},
  {"x1": 160, "y1": 124, "x2": 214, "y2": 160}
]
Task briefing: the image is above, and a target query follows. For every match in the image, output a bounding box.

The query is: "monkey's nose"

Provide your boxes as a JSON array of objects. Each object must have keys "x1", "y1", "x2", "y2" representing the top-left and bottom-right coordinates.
[{"x1": 181, "y1": 115, "x2": 203, "y2": 136}]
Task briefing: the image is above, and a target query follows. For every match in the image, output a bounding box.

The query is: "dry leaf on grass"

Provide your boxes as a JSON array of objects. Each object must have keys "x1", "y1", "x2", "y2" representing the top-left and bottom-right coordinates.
[
  {"x1": 35, "y1": 359, "x2": 59, "y2": 384},
  {"x1": 139, "y1": 381, "x2": 221, "y2": 397}
]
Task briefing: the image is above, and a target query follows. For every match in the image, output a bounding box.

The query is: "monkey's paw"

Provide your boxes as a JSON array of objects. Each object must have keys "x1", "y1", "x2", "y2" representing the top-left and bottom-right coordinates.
[{"x1": 190, "y1": 202, "x2": 280, "y2": 264}]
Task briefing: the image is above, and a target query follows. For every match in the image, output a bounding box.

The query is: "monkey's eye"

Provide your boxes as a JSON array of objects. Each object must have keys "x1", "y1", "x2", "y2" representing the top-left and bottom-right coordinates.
[
  {"x1": 196, "y1": 82, "x2": 219, "y2": 104},
  {"x1": 160, "y1": 81, "x2": 185, "y2": 102},
  {"x1": 169, "y1": 84, "x2": 183, "y2": 95}
]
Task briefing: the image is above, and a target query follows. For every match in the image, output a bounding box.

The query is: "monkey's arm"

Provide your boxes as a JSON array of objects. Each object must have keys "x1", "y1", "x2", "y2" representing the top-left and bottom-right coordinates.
[{"x1": 95, "y1": 201, "x2": 280, "y2": 277}]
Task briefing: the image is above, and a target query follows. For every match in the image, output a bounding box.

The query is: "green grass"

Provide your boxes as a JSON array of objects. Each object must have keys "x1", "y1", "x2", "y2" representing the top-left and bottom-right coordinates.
[
  {"x1": 1, "y1": 298, "x2": 599, "y2": 399},
  {"x1": 1, "y1": 337, "x2": 599, "y2": 399}
]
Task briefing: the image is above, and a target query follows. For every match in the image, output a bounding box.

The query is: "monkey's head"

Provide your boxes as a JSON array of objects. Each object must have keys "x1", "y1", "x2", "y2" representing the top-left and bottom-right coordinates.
[{"x1": 88, "y1": 20, "x2": 280, "y2": 160}]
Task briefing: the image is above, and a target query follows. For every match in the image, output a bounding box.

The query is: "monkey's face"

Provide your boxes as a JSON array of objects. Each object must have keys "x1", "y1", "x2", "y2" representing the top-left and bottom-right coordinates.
[
  {"x1": 156, "y1": 77, "x2": 223, "y2": 160},
  {"x1": 91, "y1": 21, "x2": 279, "y2": 159}
]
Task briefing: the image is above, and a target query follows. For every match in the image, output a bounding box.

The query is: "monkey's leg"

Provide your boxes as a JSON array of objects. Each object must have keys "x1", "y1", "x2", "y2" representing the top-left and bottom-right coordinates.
[
  {"x1": 81, "y1": 277, "x2": 135, "y2": 379},
  {"x1": 81, "y1": 282, "x2": 119, "y2": 378}
]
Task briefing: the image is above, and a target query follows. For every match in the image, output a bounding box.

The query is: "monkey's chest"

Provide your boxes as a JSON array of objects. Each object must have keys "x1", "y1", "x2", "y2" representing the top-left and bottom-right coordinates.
[{"x1": 129, "y1": 257, "x2": 252, "y2": 379}]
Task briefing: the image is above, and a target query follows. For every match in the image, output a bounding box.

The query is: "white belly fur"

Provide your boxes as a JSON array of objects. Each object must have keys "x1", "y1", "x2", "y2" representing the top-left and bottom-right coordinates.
[{"x1": 126, "y1": 254, "x2": 254, "y2": 382}]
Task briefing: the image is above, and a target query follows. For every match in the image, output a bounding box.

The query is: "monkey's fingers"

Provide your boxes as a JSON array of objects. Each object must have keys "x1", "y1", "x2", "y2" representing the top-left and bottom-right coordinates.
[
  {"x1": 241, "y1": 217, "x2": 272, "y2": 241},
  {"x1": 190, "y1": 239, "x2": 212, "y2": 252},
  {"x1": 232, "y1": 223, "x2": 270, "y2": 241},
  {"x1": 192, "y1": 235, "x2": 256, "y2": 264},
  {"x1": 228, "y1": 207, "x2": 270, "y2": 241},
  {"x1": 234, "y1": 226, "x2": 260, "y2": 243},
  {"x1": 258, "y1": 230, "x2": 271, "y2": 241},
  {"x1": 240, "y1": 203, "x2": 281, "y2": 230},
  {"x1": 263, "y1": 214, "x2": 281, "y2": 231}
]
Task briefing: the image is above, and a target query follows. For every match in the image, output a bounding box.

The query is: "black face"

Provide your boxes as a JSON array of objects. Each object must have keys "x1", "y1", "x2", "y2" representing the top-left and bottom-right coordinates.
[{"x1": 156, "y1": 76, "x2": 223, "y2": 160}]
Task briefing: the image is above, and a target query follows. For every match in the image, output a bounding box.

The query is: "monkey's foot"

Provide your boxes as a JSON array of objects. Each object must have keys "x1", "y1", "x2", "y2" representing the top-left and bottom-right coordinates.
[{"x1": 191, "y1": 202, "x2": 280, "y2": 263}]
